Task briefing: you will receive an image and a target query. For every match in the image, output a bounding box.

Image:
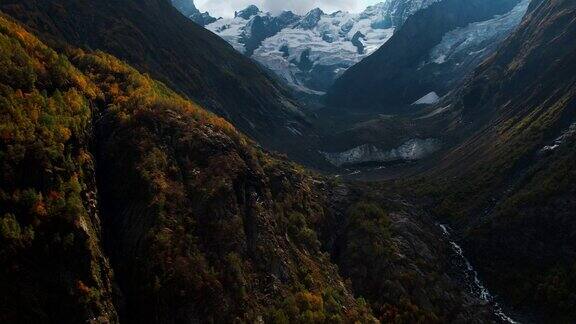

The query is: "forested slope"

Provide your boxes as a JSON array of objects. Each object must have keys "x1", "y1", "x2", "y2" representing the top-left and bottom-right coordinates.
[
  {"x1": 0, "y1": 0, "x2": 310, "y2": 154},
  {"x1": 0, "y1": 14, "x2": 374, "y2": 322},
  {"x1": 0, "y1": 12, "x2": 506, "y2": 323}
]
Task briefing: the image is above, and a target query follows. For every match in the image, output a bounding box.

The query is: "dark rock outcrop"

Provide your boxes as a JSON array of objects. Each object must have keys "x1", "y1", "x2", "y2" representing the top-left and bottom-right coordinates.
[{"x1": 296, "y1": 8, "x2": 325, "y2": 29}]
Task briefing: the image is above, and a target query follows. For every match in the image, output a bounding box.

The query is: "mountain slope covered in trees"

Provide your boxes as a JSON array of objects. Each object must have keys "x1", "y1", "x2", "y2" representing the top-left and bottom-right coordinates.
[
  {"x1": 0, "y1": 0, "x2": 310, "y2": 156},
  {"x1": 0, "y1": 13, "x2": 373, "y2": 322}
]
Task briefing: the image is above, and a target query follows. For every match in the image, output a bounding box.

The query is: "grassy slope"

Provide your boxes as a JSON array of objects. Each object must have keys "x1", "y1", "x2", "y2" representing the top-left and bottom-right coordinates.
[{"x1": 410, "y1": 0, "x2": 576, "y2": 319}]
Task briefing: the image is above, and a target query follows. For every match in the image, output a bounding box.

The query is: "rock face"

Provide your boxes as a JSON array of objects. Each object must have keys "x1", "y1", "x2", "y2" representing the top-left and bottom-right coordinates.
[
  {"x1": 170, "y1": 0, "x2": 217, "y2": 25},
  {"x1": 203, "y1": 1, "x2": 438, "y2": 93},
  {"x1": 326, "y1": 0, "x2": 526, "y2": 112}
]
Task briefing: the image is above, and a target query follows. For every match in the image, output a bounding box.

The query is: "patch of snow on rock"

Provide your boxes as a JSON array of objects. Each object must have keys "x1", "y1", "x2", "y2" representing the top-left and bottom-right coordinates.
[
  {"x1": 413, "y1": 91, "x2": 440, "y2": 105},
  {"x1": 540, "y1": 122, "x2": 576, "y2": 153}
]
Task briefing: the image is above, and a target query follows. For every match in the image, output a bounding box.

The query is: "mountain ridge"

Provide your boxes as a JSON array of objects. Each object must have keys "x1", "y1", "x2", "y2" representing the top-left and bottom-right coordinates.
[
  {"x1": 0, "y1": 13, "x2": 376, "y2": 322},
  {"x1": 326, "y1": 0, "x2": 524, "y2": 113},
  {"x1": 0, "y1": 0, "x2": 311, "y2": 157},
  {"x1": 202, "y1": 0, "x2": 439, "y2": 93},
  {"x1": 170, "y1": 0, "x2": 217, "y2": 26}
]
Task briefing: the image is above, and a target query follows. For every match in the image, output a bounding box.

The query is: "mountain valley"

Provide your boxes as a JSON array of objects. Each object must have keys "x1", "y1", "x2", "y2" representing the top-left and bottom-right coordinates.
[{"x1": 1, "y1": 0, "x2": 575, "y2": 323}]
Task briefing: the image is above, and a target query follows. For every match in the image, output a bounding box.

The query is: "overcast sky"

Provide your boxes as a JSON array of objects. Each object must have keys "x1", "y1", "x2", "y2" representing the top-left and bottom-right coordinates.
[{"x1": 195, "y1": 0, "x2": 383, "y2": 18}]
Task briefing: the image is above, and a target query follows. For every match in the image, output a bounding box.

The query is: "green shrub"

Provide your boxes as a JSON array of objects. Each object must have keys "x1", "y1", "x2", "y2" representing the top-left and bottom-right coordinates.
[{"x1": 0, "y1": 213, "x2": 21, "y2": 240}]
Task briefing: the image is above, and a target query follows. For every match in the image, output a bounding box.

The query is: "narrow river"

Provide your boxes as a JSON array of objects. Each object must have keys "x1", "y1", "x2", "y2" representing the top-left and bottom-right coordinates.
[{"x1": 438, "y1": 224, "x2": 519, "y2": 324}]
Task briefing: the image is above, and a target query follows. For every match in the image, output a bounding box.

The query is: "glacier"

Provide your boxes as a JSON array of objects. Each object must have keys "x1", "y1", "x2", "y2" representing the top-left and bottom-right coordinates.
[
  {"x1": 322, "y1": 138, "x2": 441, "y2": 167},
  {"x1": 429, "y1": 0, "x2": 530, "y2": 65}
]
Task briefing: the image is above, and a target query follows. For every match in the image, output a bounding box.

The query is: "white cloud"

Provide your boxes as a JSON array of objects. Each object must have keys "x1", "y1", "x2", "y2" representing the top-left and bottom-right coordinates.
[{"x1": 195, "y1": 0, "x2": 382, "y2": 18}]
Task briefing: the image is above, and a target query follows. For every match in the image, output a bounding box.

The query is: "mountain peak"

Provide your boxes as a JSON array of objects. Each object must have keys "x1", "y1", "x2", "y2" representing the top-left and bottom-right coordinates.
[
  {"x1": 170, "y1": 0, "x2": 199, "y2": 17},
  {"x1": 297, "y1": 7, "x2": 325, "y2": 29},
  {"x1": 277, "y1": 10, "x2": 298, "y2": 18},
  {"x1": 308, "y1": 7, "x2": 324, "y2": 14},
  {"x1": 306, "y1": 7, "x2": 325, "y2": 17},
  {"x1": 235, "y1": 5, "x2": 261, "y2": 19},
  {"x1": 275, "y1": 10, "x2": 300, "y2": 24},
  {"x1": 360, "y1": 2, "x2": 388, "y2": 17}
]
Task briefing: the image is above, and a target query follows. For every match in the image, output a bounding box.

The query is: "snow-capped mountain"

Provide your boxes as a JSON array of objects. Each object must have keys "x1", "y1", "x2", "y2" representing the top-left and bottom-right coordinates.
[
  {"x1": 326, "y1": 0, "x2": 529, "y2": 112},
  {"x1": 209, "y1": 6, "x2": 301, "y2": 56},
  {"x1": 201, "y1": 0, "x2": 439, "y2": 93}
]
